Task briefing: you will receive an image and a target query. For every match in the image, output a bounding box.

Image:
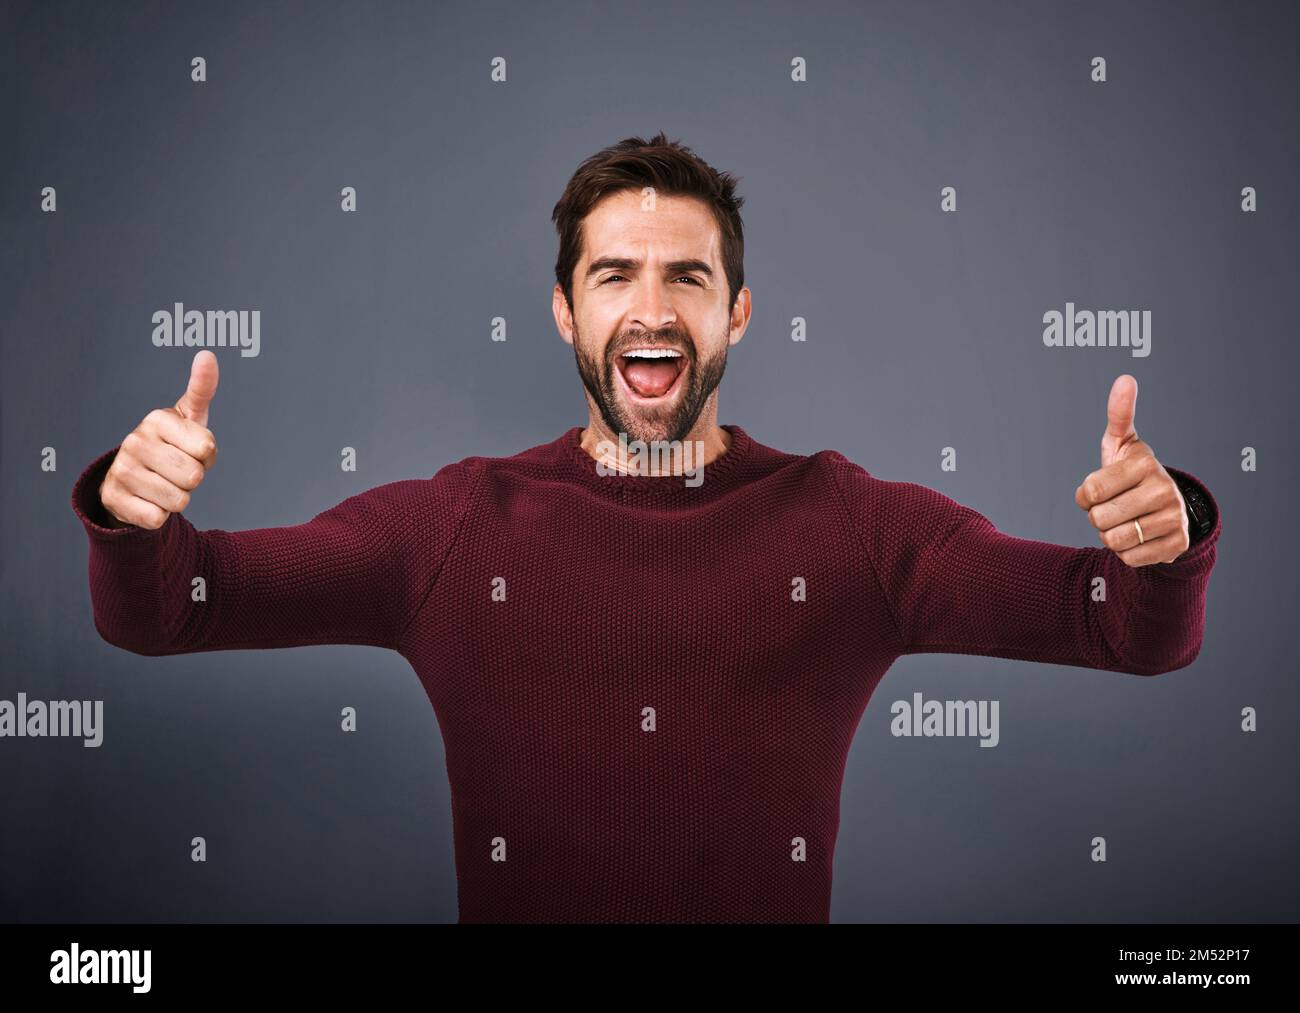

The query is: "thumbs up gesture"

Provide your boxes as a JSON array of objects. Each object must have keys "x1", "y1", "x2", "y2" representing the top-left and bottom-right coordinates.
[
  {"x1": 1074, "y1": 374, "x2": 1190, "y2": 566},
  {"x1": 98, "y1": 350, "x2": 220, "y2": 530}
]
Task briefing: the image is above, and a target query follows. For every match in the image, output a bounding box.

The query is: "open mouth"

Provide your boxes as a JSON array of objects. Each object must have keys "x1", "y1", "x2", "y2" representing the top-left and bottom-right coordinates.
[{"x1": 614, "y1": 348, "x2": 688, "y2": 402}]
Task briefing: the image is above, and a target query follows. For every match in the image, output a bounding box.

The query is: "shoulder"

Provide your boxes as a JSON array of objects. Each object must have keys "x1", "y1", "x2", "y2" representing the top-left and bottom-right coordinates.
[
  {"x1": 312, "y1": 456, "x2": 486, "y2": 544},
  {"x1": 814, "y1": 449, "x2": 980, "y2": 534}
]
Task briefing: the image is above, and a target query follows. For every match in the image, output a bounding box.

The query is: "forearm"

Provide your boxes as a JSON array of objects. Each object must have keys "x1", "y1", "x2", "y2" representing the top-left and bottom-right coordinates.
[{"x1": 830, "y1": 454, "x2": 1222, "y2": 676}]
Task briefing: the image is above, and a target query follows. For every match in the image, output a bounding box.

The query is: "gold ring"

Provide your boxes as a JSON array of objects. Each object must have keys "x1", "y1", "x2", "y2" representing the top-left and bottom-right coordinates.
[{"x1": 1133, "y1": 518, "x2": 1144, "y2": 545}]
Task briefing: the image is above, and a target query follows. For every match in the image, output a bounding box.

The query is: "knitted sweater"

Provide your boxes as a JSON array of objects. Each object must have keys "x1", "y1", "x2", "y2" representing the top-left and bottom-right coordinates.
[{"x1": 70, "y1": 424, "x2": 1221, "y2": 922}]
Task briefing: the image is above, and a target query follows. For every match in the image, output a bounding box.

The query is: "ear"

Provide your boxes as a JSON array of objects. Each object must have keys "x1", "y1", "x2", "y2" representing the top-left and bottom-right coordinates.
[
  {"x1": 728, "y1": 287, "x2": 752, "y2": 347},
  {"x1": 553, "y1": 283, "x2": 575, "y2": 347}
]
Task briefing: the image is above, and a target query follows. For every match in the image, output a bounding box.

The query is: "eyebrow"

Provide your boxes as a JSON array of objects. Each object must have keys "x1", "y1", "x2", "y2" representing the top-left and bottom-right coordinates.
[{"x1": 585, "y1": 257, "x2": 714, "y2": 281}]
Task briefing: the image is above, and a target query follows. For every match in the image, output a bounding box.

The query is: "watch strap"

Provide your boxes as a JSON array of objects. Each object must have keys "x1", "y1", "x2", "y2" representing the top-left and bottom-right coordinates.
[{"x1": 1171, "y1": 470, "x2": 1215, "y2": 543}]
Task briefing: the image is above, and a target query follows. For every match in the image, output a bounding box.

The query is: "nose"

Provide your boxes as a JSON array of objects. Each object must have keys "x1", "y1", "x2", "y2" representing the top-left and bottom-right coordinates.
[{"x1": 627, "y1": 276, "x2": 678, "y2": 333}]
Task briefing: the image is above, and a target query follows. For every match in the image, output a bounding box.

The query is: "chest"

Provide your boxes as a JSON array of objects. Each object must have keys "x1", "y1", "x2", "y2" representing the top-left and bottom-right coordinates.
[{"x1": 413, "y1": 484, "x2": 877, "y2": 704}]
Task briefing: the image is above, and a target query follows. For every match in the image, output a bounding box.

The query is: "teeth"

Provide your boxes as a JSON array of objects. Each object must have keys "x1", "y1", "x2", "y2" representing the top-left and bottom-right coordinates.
[{"x1": 623, "y1": 348, "x2": 682, "y2": 358}]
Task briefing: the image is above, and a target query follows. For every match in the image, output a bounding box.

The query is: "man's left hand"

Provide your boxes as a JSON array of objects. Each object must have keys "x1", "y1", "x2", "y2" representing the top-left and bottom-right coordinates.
[{"x1": 1074, "y1": 373, "x2": 1191, "y2": 567}]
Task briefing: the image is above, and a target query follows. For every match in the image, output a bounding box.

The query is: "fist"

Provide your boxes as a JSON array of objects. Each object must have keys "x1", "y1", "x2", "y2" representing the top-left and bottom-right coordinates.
[
  {"x1": 98, "y1": 350, "x2": 220, "y2": 530},
  {"x1": 1074, "y1": 374, "x2": 1190, "y2": 567}
]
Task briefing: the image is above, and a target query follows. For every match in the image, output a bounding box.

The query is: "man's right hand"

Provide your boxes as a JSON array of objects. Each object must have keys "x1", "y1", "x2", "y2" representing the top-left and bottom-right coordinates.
[{"x1": 98, "y1": 350, "x2": 220, "y2": 530}]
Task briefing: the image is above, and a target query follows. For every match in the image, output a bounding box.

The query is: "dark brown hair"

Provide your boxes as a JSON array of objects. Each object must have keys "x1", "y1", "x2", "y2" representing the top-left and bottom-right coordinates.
[{"x1": 552, "y1": 132, "x2": 746, "y2": 312}]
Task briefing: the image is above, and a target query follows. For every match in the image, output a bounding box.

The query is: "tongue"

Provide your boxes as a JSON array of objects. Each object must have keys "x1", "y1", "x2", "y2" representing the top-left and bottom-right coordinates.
[{"x1": 623, "y1": 359, "x2": 679, "y2": 398}]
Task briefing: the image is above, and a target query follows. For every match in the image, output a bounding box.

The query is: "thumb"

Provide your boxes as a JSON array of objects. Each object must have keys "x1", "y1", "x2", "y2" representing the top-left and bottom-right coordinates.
[
  {"x1": 176, "y1": 350, "x2": 219, "y2": 428},
  {"x1": 1101, "y1": 373, "x2": 1138, "y2": 467}
]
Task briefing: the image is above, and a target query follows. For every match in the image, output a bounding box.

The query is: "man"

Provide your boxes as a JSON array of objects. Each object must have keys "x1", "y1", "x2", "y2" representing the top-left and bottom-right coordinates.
[{"x1": 71, "y1": 132, "x2": 1220, "y2": 923}]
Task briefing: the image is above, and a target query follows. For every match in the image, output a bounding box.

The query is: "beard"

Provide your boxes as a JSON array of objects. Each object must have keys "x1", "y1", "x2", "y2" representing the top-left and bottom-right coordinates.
[{"x1": 572, "y1": 321, "x2": 729, "y2": 446}]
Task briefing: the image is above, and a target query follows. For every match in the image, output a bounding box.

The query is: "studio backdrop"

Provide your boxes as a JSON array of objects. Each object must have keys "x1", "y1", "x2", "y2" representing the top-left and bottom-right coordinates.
[{"x1": 1, "y1": 0, "x2": 1296, "y2": 922}]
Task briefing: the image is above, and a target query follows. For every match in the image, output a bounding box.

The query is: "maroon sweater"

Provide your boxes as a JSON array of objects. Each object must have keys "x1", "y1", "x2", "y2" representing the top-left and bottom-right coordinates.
[{"x1": 71, "y1": 424, "x2": 1221, "y2": 922}]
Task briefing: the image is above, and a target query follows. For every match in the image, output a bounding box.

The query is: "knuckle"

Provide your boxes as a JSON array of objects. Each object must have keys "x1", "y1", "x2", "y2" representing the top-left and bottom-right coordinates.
[
  {"x1": 136, "y1": 504, "x2": 163, "y2": 530},
  {"x1": 112, "y1": 456, "x2": 139, "y2": 487}
]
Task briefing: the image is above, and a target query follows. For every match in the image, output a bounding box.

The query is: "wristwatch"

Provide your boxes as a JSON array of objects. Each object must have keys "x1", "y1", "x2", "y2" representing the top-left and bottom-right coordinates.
[{"x1": 1171, "y1": 471, "x2": 1215, "y2": 543}]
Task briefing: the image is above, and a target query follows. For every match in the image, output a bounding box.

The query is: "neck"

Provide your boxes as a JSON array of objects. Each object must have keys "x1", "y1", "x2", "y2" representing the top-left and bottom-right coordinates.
[{"x1": 578, "y1": 410, "x2": 732, "y2": 477}]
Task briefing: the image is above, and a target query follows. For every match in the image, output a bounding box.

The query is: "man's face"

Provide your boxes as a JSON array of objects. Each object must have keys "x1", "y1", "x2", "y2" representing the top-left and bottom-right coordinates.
[{"x1": 555, "y1": 189, "x2": 749, "y2": 446}]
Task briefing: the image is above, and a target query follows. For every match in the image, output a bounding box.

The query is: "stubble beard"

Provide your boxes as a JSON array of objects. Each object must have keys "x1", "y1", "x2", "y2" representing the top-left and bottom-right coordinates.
[{"x1": 572, "y1": 320, "x2": 729, "y2": 447}]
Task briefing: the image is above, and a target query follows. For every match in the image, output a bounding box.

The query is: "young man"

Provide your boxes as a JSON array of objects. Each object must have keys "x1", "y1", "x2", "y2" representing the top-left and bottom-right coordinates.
[{"x1": 71, "y1": 132, "x2": 1220, "y2": 923}]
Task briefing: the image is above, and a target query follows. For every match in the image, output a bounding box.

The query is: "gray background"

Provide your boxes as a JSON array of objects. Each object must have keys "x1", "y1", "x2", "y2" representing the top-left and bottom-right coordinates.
[{"x1": 2, "y1": 0, "x2": 1296, "y2": 922}]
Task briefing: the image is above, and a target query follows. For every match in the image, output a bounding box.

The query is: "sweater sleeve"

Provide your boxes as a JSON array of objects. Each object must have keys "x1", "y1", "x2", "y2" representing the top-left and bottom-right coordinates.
[
  {"x1": 826, "y1": 454, "x2": 1221, "y2": 676},
  {"x1": 70, "y1": 446, "x2": 482, "y2": 656}
]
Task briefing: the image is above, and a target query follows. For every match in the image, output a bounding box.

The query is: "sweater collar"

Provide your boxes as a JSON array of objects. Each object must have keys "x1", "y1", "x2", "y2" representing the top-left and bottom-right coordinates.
[{"x1": 557, "y1": 423, "x2": 755, "y2": 497}]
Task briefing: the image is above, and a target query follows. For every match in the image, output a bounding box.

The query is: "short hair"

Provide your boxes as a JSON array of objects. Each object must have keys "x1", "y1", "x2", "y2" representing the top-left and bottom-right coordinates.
[{"x1": 551, "y1": 131, "x2": 746, "y2": 313}]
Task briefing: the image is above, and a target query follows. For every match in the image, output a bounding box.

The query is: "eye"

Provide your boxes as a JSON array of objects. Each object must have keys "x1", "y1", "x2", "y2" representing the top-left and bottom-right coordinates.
[{"x1": 599, "y1": 274, "x2": 701, "y2": 286}]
